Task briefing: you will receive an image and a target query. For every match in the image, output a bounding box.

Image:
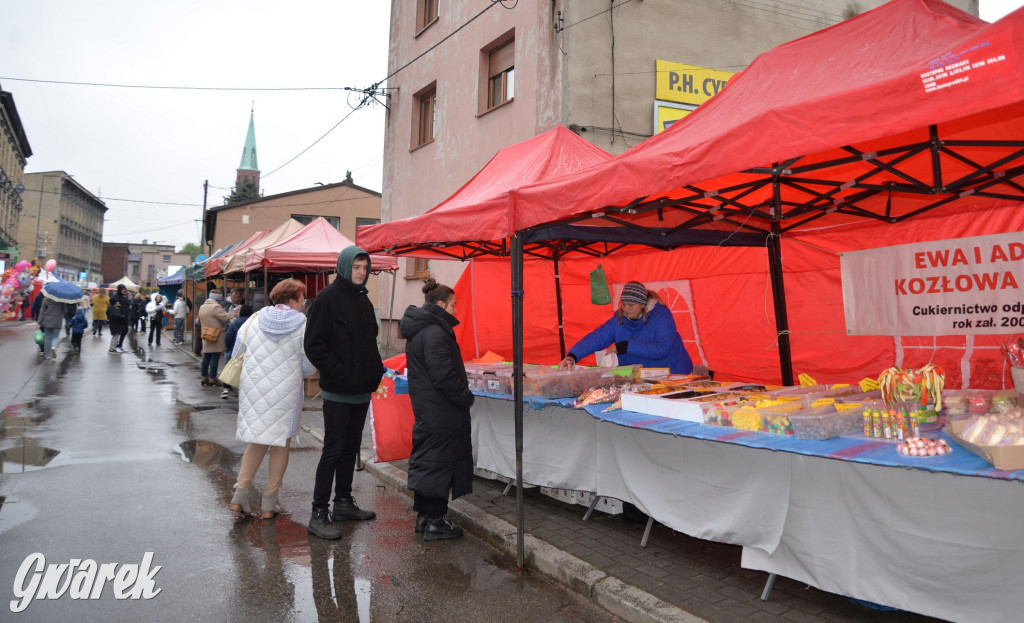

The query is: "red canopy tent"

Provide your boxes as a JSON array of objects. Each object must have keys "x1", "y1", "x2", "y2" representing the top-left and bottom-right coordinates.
[
  {"x1": 358, "y1": 125, "x2": 612, "y2": 259},
  {"x1": 245, "y1": 216, "x2": 398, "y2": 273},
  {"x1": 359, "y1": 0, "x2": 1024, "y2": 568},
  {"x1": 203, "y1": 229, "x2": 269, "y2": 279},
  {"x1": 496, "y1": 0, "x2": 1024, "y2": 386}
]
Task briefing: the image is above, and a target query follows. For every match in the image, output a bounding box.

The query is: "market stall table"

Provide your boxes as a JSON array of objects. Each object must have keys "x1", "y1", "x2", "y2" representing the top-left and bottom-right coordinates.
[{"x1": 462, "y1": 390, "x2": 1024, "y2": 623}]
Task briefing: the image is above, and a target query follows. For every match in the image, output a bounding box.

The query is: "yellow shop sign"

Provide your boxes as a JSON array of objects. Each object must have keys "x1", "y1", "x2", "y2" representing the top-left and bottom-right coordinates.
[{"x1": 656, "y1": 60, "x2": 734, "y2": 106}]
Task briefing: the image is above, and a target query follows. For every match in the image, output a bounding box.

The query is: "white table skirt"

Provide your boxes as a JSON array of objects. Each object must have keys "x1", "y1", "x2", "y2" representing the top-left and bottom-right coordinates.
[
  {"x1": 471, "y1": 396, "x2": 1024, "y2": 622},
  {"x1": 740, "y1": 454, "x2": 1024, "y2": 623},
  {"x1": 472, "y1": 397, "x2": 598, "y2": 492}
]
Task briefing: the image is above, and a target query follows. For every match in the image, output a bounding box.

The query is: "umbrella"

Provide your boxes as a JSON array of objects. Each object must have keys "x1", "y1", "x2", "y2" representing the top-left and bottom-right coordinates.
[{"x1": 41, "y1": 278, "x2": 84, "y2": 304}]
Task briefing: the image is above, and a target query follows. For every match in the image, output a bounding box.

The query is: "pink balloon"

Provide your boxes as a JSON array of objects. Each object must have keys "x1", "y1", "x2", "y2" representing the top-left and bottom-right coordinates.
[
  {"x1": 14, "y1": 261, "x2": 30, "y2": 272},
  {"x1": 44, "y1": 259, "x2": 57, "y2": 272}
]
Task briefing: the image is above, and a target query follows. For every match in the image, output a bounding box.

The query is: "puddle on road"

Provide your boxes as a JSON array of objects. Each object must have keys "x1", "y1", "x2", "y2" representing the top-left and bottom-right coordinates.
[
  {"x1": 0, "y1": 402, "x2": 61, "y2": 474},
  {"x1": 0, "y1": 438, "x2": 60, "y2": 473}
]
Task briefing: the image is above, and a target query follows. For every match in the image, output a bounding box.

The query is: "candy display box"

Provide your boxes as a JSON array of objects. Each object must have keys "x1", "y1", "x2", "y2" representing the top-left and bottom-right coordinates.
[
  {"x1": 620, "y1": 389, "x2": 714, "y2": 422},
  {"x1": 790, "y1": 404, "x2": 862, "y2": 440},
  {"x1": 948, "y1": 418, "x2": 1024, "y2": 470}
]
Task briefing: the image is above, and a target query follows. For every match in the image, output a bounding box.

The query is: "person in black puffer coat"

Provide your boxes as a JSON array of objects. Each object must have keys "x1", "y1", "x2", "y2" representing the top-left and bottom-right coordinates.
[
  {"x1": 303, "y1": 246, "x2": 385, "y2": 541},
  {"x1": 400, "y1": 278, "x2": 474, "y2": 542},
  {"x1": 107, "y1": 285, "x2": 132, "y2": 353}
]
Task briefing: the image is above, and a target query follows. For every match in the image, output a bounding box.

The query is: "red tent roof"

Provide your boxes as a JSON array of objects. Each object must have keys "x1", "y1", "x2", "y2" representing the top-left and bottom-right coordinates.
[
  {"x1": 357, "y1": 126, "x2": 612, "y2": 258},
  {"x1": 204, "y1": 229, "x2": 269, "y2": 278},
  {"x1": 513, "y1": 0, "x2": 1024, "y2": 238},
  {"x1": 244, "y1": 217, "x2": 397, "y2": 273}
]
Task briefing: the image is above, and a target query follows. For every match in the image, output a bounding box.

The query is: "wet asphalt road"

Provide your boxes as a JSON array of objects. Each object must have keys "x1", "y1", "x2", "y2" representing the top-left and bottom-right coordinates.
[{"x1": 0, "y1": 321, "x2": 619, "y2": 622}]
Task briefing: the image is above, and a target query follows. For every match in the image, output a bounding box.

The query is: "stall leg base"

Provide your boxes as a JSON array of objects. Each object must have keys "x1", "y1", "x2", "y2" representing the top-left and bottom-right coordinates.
[
  {"x1": 760, "y1": 573, "x2": 777, "y2": 601},
  {"x1": 640, "y1": 516, "x2": 655, "y2": 548},
  {"x1": 582, "y1": 495, "x2": 600, "y2": 522}
]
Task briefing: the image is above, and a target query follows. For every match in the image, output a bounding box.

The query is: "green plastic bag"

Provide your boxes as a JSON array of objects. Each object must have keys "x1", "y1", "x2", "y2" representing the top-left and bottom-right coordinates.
[
  {"x1": 34, "y1": 329, "x2": 45, "y2": 345},
  {"x1": 590, "y1": 264, "x2": 611, "y2": 305}
]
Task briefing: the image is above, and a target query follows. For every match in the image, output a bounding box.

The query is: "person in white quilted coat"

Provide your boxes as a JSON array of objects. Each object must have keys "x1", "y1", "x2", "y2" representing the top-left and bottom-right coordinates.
[{"x1": 229, "y1": 278, "x2": 317, "y2": 519}]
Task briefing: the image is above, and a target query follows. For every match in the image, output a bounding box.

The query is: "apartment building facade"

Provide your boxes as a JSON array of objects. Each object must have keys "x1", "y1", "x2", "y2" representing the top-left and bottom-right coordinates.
[
  {"x1": 0, "y1": 83, "x2": 32, "y2": 256},
  {"x1": 19, "y1": 171, "x2": 105, "y2": 282}
]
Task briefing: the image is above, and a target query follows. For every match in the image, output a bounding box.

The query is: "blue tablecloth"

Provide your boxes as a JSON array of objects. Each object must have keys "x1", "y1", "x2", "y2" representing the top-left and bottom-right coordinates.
[
  {"x1": 457, "y1": 382, "x2": 1024, "y2": 481},
  {"x1": 393, "y1": 372, "x2": 1022, "y2": 481},
  {"x1": 580, "y1": 404, "x2": 1024, "y2": 481}
]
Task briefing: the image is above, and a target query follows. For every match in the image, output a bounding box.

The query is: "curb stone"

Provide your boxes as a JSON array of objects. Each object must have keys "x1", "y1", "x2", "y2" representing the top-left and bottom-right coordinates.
[{"x1": 361, "y1": 451, "x2": 706, "y2": 623}]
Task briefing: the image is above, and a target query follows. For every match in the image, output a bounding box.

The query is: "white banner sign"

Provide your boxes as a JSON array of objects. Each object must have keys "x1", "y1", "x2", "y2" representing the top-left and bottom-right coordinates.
[{"x1": 841, "y1": 232, "x2": 1024, "y2": 336}]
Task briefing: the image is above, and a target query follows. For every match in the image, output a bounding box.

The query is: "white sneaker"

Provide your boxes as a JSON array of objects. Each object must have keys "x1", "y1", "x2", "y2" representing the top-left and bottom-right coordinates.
[
  {"x1": 50, "y1": 347, "x2": 57, "y2": 358},
  {"x1": 220, "y1": 388, "x2": 230, "y2": 399},
  {"x1": 114, "y1": 347, "x2": 124, "y2": 353}
]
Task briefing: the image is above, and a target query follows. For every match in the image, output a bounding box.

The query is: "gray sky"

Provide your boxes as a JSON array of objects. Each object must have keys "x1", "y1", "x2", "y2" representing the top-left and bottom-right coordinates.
[
  {"x1": 3, "y1": 1, "x2": 1021, "y2": 252},
  {"x1": 4, "y1": 1, "x2": 390, "y2": 250}
]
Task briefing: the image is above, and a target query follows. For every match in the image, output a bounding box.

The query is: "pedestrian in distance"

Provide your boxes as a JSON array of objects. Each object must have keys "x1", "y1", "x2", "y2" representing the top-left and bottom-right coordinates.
[
  {"x1": 193, "y1": 284, "x2": 211, "y2": 357},
  {"x1": 128, "y1": 293, "x2": 144, "y2": 334},
  {"x1": 228, "y1": 280, "x2": 316, "y2": 519},
  {"x1": 222, "y1": 304, "x2": 254, "y2": 399},
  {"x1": 62, "y1": 302, "x2": 75, "y2": 339},
  {"x1": 400, "y1": 278, "x2": 473, "y2": 541},
  {"x1": 107, "y1": 284, "x2": 131, "y2": 354},
  {"x1": 91, "y1": 288, "x2": 109, "y2": 337},
  {"x1": 37, "y1": 295, "x2": 64, "y2": 361},
  {"x1": 222, "y1": 287, "x2": 244, "y2": 318},
  {"x1": 303, "y1": 247, "x2": 384, "y2": 540},
  {"x1": 146, "y1": 293, "x2": 166, "y2": 347},
  {"x1": 171, "y1": 295, "x2": 188, "y2": 344},
  {"x1": 198, "y1": 288, "x2": 230, "y2": 387},
  {"x1": 31, "y1": 294, "x2": 45, "y2": 355},
  {"x1": 69, "y1": 306, "x2": 88, "y2": 355}
]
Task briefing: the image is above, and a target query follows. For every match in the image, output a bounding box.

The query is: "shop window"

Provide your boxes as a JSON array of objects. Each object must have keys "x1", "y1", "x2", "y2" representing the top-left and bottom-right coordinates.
[
  {"x1": 485, "y1": 37, "x2": 515, "y2": 110},
  {"x1": 417, "y1": 0, "x2": 439, "y2": 33},
  {"x1": 406, "y1": 258, "x2": 430, "y2": 280},
  {"x1": 414, "y1": 84, "x2": 437, "y2": 149}
]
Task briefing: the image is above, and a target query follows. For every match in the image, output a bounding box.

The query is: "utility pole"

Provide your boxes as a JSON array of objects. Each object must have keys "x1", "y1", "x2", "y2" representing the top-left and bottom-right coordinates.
[{"x1": 201, "y1": 180, "x2": 209, "y2": 255}]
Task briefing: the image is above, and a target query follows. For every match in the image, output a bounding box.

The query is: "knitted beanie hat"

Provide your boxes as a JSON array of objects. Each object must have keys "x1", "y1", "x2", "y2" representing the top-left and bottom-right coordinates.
[{"x1": 620, "y1": 281, "x2": 649, "y2": 305}]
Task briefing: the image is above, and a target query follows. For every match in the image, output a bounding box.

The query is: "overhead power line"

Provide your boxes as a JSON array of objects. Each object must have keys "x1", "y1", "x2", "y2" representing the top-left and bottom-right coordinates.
[{"x1": 0, "y1": 76, "x2": 349, "y2": 91}]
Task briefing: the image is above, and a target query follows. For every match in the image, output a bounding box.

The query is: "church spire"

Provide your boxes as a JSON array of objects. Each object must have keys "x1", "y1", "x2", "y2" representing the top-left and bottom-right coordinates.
[{"x1": 236, "y1": 107, "x2": 260, "y2": 192}]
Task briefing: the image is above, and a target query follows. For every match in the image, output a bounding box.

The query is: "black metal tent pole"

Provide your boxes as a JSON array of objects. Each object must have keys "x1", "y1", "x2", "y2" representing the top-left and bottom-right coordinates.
[
  {"x1": 769, "y1": 167, "x2": 795, "y2": 386},
  {"x1": 553, "y1": 253, "x2": 566, "y2": 358},
  {"x1": 511, "y1": 233, "x2": 526, "y2": 570}
]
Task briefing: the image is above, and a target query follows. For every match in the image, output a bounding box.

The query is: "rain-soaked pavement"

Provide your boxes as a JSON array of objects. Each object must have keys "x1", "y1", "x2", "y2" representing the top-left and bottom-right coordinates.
[{"x1": 0, "y1": 320, "x2": 620, "y2": 622}]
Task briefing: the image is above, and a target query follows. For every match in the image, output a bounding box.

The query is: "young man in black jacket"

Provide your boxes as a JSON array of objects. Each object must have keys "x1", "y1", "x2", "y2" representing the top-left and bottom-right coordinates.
[{"x1": 303, "y1": 246, "x2": 384, "y2": 540}]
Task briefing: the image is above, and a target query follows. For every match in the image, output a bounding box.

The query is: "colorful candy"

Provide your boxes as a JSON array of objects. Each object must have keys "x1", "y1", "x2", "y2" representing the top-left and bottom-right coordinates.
[{"x1": 896, "y1": 437, "x2": 952, "y2": 457}]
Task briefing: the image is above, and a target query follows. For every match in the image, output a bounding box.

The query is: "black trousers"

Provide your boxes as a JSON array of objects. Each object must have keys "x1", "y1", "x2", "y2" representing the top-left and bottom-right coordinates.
[
  {"x1": 148, "y1": 316, "x2": 161, "y2": 344},
  {"x1": 413, "y1": 491, "x2": 448, "y2": 517},
  {"x1": 312, "y1": 400, "x2": 369, "y2": 509}
]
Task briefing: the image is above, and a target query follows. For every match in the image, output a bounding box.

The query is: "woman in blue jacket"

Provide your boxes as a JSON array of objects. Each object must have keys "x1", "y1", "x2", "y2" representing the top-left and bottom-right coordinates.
[{"x1": 558, "y1": 281, "x2": 693, "y2": 374}]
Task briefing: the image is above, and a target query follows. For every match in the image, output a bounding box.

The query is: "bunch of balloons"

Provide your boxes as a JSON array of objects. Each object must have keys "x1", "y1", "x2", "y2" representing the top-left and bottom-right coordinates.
[{"x1": 0, "y1": 259, "x2": 53, "y2": 317}]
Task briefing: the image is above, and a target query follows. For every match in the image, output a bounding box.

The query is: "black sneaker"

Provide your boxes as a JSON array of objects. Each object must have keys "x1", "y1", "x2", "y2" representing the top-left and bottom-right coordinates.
[
  {"x1": 331, "y1": 497, "x2": 376, "y2": 522},
  {"x1": 424, "y1": 516, "x2": 464, "y2": 541},
  {"x1": 415, "y1": 514, "x2": 428, "y2": 534},
  {"x1": 307, "y1": 507, "x2": 341, "y2": 540}
]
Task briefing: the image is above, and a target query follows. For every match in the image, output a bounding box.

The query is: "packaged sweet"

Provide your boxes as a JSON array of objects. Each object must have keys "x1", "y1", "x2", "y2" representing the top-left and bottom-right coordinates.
[
  {"x1": 991, "y1": 390, "x2": 1016, "y2": 413},
  {"x1": 1003, "y1": 338, "x2": 1024, "y2": 366},
  {"x1": 896, "y1": 437, "x2": 952, "y2": 457},
  {"x1": 942, "y1": 389, "x2": 969, "y2": 416},
  {"x1": 959, "y1": 407, "x2": 1024, "y2": 446},
  {"x1": 573, "y1": 386, "x2": 620, "y2": 408}
]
